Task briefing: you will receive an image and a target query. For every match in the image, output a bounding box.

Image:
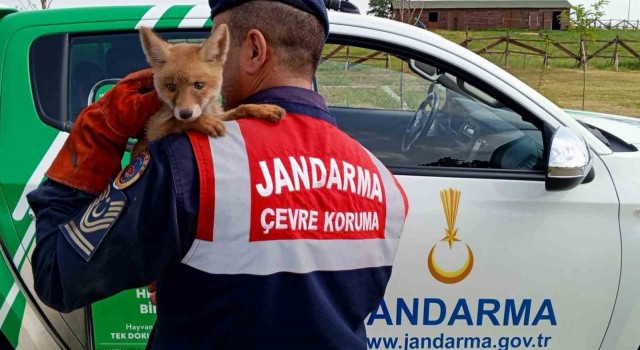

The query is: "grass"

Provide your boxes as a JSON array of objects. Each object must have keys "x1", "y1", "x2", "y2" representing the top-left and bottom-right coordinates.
[
  {"x1": 320, "y1": 39, "x2": 640, "y2": 117},
  {"x1": 317, "y1": 58, "x2": 429, "y2": 110},
  {"x1": 506, "y1": 67, "x2": 640, "y2": 117},
  {"x1": 436, "y1": 30, "x2": 640, "y2": 116},
  {"x1": 433, "y1": 29, "x2": 640, "y2": 71}
]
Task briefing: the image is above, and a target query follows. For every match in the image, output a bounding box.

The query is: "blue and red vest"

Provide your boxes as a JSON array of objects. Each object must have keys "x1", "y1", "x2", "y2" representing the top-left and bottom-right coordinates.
[{"x1": 148, "y1": 97, "x2": 408, "y2": 348}]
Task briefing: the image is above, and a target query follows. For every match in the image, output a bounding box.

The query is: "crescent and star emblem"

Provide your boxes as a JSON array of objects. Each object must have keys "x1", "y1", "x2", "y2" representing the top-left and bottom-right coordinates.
[
  {"x1": 114, "y1": 149, "x2": 151, "y2": 190},
  {"x1": 427, "y1": 188, "x2": 474, "y2": 284}
]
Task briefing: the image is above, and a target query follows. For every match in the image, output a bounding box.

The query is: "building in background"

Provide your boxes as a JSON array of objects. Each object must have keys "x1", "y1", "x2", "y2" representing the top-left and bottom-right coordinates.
[{"x1": 391, "y1": 0, "x2": 572, "y2": 31}]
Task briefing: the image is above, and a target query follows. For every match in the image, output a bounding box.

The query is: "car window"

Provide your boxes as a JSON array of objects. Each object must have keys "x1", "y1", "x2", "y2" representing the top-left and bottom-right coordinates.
[
  {"x1": 316, "y1": 45, "x2": 426, "y2": 111},
  {"x1": 68, "y1": 32, "x2": 210, "y2": 120},
  {"x1": 30, "y1": 31, "x2": 209, "y2": 125},
  {"x1": 317, "y1": 44, "x2": 546, "y2": 171}
]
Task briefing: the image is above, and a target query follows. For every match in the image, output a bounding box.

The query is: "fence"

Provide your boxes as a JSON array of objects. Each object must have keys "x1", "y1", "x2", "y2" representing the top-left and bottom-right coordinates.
[
  {"x1": 459, "y1": 33, "x2": 640, "y2": 70},
  {"x1": 320, "y1": 45, "x2": 391, "y2": 70},
  {"x1": 318, "y1": 35, "x2": 640, "y2": 72},
  {"x1": 591, "y1": 19, "x2": 640, "y2": 30}
]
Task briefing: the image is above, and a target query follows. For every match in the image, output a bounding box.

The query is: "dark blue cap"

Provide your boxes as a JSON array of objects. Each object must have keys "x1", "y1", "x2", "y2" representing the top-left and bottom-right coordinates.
[{"x1": 209, "y1": 0, "x2": 329, "y2": 39}]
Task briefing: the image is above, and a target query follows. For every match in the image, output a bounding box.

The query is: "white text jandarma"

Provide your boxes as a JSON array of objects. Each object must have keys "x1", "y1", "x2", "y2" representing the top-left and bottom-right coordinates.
[{"x1": 256, "y1": 156, "x2": 383, "y2": 203}]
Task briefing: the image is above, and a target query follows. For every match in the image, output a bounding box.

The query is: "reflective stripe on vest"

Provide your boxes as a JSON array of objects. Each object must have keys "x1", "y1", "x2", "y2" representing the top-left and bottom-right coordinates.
[{"x1": 182, "y1": 115, "x2": 408, "y2": 276}]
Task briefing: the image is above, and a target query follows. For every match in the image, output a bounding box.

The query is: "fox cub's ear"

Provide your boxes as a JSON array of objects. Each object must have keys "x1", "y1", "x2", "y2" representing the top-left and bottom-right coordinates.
[
  {"x1": 139, "y1": 26, "x2": 170, "y2": 66},
  {"x1": 201, "y1": 24, "x2": 229, "y2": 63}
]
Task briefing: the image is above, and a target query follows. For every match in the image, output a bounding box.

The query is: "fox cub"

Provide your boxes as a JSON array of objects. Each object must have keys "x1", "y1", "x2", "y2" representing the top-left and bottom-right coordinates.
[{"x1": 132, "y1": 24, "x2": 285, "y2": 157}]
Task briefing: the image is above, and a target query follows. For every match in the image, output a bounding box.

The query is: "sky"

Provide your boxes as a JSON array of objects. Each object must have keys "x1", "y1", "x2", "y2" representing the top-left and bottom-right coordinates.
[{"x1": 1, "y1": 0, "x2": 638, "y2": 20}]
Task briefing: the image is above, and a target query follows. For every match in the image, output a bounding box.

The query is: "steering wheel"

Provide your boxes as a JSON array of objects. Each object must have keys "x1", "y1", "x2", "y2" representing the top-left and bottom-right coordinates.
[
  {"x1": 401, "y1": 89, "x2": 440, "y2": 152},
  {"x1": 87, "y1": 79, "x2": 122, "y2": 106}
]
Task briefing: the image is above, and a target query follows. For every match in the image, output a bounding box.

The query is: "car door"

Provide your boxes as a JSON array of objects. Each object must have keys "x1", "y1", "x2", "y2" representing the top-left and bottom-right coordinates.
[
  {"x1": 316, "y1": 41, "x2": 620, "y2": 349},
  {"x1": 0, "y1": 19, "x2": 96, "y2": 350}
]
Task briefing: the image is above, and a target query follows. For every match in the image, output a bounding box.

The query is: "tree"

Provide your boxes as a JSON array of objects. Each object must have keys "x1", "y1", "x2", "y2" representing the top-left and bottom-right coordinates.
[
  {"x1": 560, "y1": 0, "x2": 609, "y2": 110},
  {"x1": 391, "y1": 0, "x2": 426, "y2": 26},
  {"x1": 15, "y1": 0, "x2": 52, "y2": 10},
  {"x1": 368, "y1": 0, "x2": 391, "y2": 18},
  {"x1": 561, "y1": 0, "x2": 609, "y2": 40}
]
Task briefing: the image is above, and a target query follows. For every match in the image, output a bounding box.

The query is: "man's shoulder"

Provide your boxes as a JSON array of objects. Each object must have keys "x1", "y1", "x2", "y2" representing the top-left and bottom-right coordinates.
[
  {"x1": 158, "y1": 133, "x2": 190, "y2": 148},
  {"x1": 236, "y1": 112, "x2": 367, "y2": 151},
  {"x1": 141, "y1": 133, "x2": 197, "y2": 181},
  {"x1": 157, "y1": 133, "x2": 193, "y2": 153}
]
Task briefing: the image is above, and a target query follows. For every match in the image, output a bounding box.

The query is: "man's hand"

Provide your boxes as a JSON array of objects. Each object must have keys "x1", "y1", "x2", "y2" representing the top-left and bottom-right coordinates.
[
  {"x1": 148, "y1": 281, "x2": 157, "y2": 306},
  {"x1": 46, "y1": 68, "x2": 163, "y2": 194},
  {"x1": 98, "y1": 69, "x2": 163, "y2": 139}
]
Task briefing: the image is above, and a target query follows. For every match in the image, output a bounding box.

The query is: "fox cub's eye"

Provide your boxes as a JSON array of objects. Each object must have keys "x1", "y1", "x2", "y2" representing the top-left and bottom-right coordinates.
[
  {"x1": 194, "y1": 82, "x2": 205, "y2": 90},
  {"x1": 166, "y1": 83, "x2": 177, "y2": 92}
]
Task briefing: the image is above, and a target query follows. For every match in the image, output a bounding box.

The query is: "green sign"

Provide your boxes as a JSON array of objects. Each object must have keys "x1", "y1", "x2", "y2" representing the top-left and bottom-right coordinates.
[{"x1": 91, "y1": 288, "x2": 157, "y2": 349}]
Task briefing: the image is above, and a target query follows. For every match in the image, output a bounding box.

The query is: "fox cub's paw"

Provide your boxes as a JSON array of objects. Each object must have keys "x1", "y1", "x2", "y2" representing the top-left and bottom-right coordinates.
[
  {"x1": 228, "y1": 104, "x2": 285, "y2": 123},
  {"x1": 197, "y1": 117, "x2": 227, "y2": 137},
  {"x1": 255, "y1": 104, "x2": 286, "y2": 122},
  {"x1": 131, "y1": 140, "x2": 147, "y2": 158}
]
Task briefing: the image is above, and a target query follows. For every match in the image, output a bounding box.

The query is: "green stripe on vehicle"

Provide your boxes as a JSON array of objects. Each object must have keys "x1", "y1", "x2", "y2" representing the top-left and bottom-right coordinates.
[
  {"x1": 154, "y1": 5, "x2": 196, "y2": 29},
  {"x1": 0, "y1": 264, "x2": 26, "y2": 348},
  {"x1": 1, "y1": 292, "x2": 25, "y2": 348}
]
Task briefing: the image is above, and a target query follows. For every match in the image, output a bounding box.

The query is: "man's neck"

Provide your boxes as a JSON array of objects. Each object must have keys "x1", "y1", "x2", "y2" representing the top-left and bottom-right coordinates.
[{"x1": 246, "y1": 67, "x2": 313, "y2": 96}]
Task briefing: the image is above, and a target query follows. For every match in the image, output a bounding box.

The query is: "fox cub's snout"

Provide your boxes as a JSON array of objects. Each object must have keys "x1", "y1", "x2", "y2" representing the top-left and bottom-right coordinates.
[{"x1": 139, "y1": 24, "x2": 229, "y2": 123}]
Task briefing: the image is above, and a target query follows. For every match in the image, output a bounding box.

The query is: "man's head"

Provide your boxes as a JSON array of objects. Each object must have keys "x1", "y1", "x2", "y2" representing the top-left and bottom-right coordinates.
[{"x1": 210, "y1": 0, "x2": 328, "y2": 109}]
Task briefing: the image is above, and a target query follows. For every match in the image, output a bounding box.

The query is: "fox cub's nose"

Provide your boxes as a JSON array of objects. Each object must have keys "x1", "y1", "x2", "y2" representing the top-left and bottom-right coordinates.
[{"x1": 178, "y1": 110, "x2": 193, "y2": 120}]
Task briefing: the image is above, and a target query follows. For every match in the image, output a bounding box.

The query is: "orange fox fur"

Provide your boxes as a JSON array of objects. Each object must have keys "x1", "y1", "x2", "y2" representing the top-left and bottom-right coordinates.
[{"x1": 132, "y1": 24, "x2": 284, "y2": 157}]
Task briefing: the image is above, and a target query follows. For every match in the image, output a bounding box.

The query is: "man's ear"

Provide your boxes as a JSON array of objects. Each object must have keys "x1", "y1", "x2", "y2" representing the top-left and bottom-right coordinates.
[
  {"x1": 201, "y1": 24, "x2": 230, "y2": 63},
  {"x1": 245, "y1": 29, "x2": 268, "y2": 75},
  {"x1": 139, "y1": 27, "x2": 170, "y2": 67}
]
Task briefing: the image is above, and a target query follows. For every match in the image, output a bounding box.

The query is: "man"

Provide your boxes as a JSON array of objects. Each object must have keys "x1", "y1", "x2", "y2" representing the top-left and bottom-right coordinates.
[{"x1": 27, "y1": 0, "x2": 409, "y2": 348}]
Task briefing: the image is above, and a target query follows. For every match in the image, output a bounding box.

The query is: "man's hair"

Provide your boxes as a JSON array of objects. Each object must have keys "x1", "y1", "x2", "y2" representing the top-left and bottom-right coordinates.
[{"x1": 228, "y1": 1, "x2": 325, "y2": 77}]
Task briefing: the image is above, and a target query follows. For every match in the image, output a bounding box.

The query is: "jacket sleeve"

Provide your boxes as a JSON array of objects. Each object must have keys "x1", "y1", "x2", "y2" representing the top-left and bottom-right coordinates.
[{"x1": 26, "y1": 135, "x2": 199, "y2": 313}]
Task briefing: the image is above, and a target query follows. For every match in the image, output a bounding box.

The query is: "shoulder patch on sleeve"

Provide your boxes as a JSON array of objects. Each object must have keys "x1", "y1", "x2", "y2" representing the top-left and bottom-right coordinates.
[
  {"x1": 114, "y1": 149, "x2": 151, "y2": 190},
  {"x1": 60, "y1": 184, "x2": 126, "y2": 262}
]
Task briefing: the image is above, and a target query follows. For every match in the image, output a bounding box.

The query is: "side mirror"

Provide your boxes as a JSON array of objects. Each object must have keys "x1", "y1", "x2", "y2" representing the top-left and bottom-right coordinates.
[
  {"x1": 324, "y1": 0, "x2": 360, "y2": 13},
  {"x1": 408, "y1": 59, "x2": 440, "y2": 81},
  {"x1": 546, "y1": 126, "x2": 594, "y2": 191}
]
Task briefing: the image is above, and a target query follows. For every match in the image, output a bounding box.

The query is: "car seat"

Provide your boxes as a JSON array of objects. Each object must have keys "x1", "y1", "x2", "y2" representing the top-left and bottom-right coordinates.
[
  {"x1": 70, "y1": 61, "x2": 104, "y2": 118},
  {"x1": 106, "y1": 45, "x2": 148, "y2": 78},
  {"x1": 489, "y1": 136, "x2": 544, "y2": 170}
]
